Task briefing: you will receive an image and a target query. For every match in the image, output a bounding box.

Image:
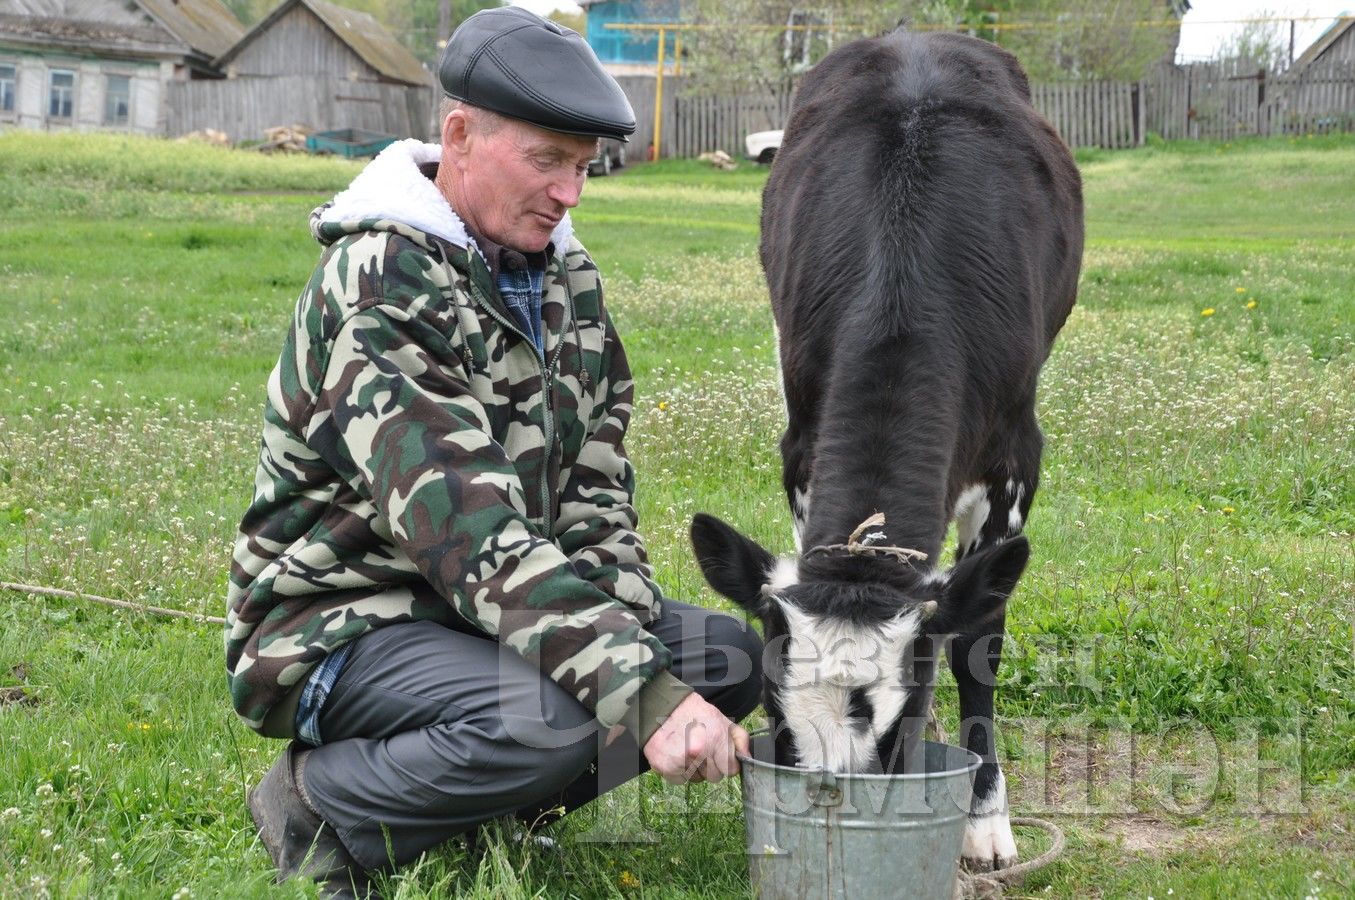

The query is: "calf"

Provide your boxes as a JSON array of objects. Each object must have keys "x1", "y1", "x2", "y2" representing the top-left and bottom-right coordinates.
[{"x1": 690, "y1": 29, "x2": 1082, "y2": 871}]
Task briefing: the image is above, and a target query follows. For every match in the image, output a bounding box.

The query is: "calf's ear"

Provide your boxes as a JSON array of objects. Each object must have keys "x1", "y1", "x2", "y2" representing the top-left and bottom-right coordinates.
[
  {"x1": 690, "y1": 513, "x2": 779, "y2": 617},
  {"x1": 929, "y1": 536, "x2": 1030, "y2": 637}
]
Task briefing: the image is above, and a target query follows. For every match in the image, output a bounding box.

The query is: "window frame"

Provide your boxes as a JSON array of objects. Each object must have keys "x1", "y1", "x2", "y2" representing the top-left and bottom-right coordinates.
[
  {"x1": 48, "y1": 67, "x2": 75, "y2": 121},
  {"x1": 103, "y1": 72, "x2": 132, "y2": 127},
  {"x1": 0, "y1": 61, "x2": 16, "y2": 118}
]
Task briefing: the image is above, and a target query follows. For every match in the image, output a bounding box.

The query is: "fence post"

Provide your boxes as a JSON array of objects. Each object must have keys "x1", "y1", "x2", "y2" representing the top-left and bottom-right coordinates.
[
  {"x1": 1135, "y1": 81, "x2": 1145, "y2": 145},
  {"x1": 1257, "y1": 67, "x2": 1268, "y2": 136}
]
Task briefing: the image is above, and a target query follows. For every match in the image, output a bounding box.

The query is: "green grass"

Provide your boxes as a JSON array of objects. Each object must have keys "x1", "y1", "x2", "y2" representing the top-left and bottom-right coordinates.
[{"x1": 0, "y1": 131, "x2": 1352, "y2": 898}]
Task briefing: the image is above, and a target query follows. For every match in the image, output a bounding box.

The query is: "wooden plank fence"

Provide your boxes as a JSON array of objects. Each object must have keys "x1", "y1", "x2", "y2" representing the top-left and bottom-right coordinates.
[
  {"x1": 1031, "y1": 80, "x2": 1138, "y2": 148},
  {"x1": 167, "y1": 75, "x2": 435, "y2": 143},
  {"x1": 670, "y1": 85, "x2": 795, "y2": 158},
  {"x1": 612, "y1": 60, "x2": 1355, "y2": 158}
]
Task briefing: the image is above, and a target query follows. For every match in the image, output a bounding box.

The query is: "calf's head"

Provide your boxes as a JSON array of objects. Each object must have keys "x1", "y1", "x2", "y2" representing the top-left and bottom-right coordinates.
[{"x1": 690, "y1": 512, "x2": 1028, "y2": 773}]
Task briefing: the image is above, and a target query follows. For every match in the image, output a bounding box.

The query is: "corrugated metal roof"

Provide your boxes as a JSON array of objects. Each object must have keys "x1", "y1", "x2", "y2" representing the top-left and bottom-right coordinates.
[
  {"x1": 0, "y1": 0, "x2": 240, "y2": 59},
  {"x1": 136, "y1": 0, "x2": 244, "y2": 59},
  {"x1": 216, "y1": 0, "x2": 428, "y2": 86},
  {"x1": 0, "y1": 10, "x2": 184, "y2": 54},
  {"x1": 6, "y1": 0, "x2": 148, "y2": 27}
]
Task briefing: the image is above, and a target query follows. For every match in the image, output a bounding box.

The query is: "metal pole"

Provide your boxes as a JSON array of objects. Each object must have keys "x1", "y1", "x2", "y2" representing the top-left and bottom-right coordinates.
[{"x1": 653, "y1": 26, "x2": 666, "y2": 161}]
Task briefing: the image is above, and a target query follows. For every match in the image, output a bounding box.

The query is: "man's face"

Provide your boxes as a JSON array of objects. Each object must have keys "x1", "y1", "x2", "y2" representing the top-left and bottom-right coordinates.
[{"x1": 448, "y1": 112, "x2": 598, "y2": 253}]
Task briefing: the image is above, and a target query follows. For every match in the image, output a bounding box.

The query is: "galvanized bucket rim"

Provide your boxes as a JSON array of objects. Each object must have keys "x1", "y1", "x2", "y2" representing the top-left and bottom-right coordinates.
[{"x1": 737, "y1": 738, "x2": 982, "y2": 783}]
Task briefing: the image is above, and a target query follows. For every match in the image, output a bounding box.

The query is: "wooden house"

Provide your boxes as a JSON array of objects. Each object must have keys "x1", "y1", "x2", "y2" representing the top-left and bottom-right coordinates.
[
  {"x1": 1269, "y1": 15, "x2": 1355, "y2": 134},
  {"x1": 1291, "y1": 15, "x2": 1355, "y2": 70},
  {"x1": 0, "y1": 0, "x2": 243, "y2": 134},
  {"x1": 168, "y1": 0, "x2": 434, "y2": 142}
]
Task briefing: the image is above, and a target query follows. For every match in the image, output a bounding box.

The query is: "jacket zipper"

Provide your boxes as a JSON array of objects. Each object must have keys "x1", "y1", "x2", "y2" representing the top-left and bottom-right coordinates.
[{"x1": 462, "y1": 264, "x2": 571, "y2": 541}]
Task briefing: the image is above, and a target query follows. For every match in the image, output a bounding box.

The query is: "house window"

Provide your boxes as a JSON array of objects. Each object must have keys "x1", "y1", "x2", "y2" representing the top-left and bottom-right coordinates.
[
  {"x1": 104, "y1": 74, "x2": 130, "y2": 125},
  {"x1": 0, "y1": 64, "x2": 15, "y2": 115},
  {"x1": 48, "y1": 69, "x2": 75, "y2": 119}
]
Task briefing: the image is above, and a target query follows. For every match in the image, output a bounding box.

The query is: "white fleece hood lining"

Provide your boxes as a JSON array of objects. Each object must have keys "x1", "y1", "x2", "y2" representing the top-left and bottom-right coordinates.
[{"x1": 318, "y1": 139, "x2": 575, "y2": 264}]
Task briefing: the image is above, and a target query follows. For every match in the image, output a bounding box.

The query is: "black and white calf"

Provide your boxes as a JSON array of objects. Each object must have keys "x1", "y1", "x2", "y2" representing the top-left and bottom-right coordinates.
[{"x1": 690, "y1": 29, "x2": 1082, "y2": 871}]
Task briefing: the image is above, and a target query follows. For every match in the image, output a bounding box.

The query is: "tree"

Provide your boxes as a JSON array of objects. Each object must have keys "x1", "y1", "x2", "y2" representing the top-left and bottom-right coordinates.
[
  {"x1": 1214, "y1": 11, "x2": 1288, "y2": 74},
  {"x1": 542, "y1": 6, "x2": 586, "y2": 35},
  {"x1": 682, "y1": 1, "x2": 971, "y2": 96},
  {"x1": 985, "y1": 0, "x2": 1182, "y2": 81},
  {"x1": 679, "y1": 0, "x2": 1186, "y2": 94}
]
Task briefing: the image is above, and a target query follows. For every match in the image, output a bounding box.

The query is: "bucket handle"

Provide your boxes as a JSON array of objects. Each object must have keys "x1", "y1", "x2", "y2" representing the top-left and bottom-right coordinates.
[{"x1": 808, "y1": 769, "x2": 842, "y2": 808}]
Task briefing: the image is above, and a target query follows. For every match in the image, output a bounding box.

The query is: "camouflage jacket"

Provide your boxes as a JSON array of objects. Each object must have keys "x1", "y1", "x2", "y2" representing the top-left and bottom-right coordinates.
[{"x1": 225, "y1": 140, "x2": 688, "y2": 736}]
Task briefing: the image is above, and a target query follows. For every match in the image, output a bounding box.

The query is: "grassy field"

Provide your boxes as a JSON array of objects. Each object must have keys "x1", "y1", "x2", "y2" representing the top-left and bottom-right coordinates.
[{"x1": 0, "y1": 130, "x2": 1351, "y2": 899}]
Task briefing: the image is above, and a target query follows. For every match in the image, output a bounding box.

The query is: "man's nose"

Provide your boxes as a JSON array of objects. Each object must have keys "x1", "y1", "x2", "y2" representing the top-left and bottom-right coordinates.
[{"x1": 547, "y1": 173, "x2": 584, "y2": 209}]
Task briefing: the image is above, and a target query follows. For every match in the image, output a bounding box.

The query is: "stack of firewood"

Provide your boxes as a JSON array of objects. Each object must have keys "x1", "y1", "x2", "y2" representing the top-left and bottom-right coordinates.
[
  {"x1": 697, "y1": 150, "x2": 738, "y2": 171},
  {"x1": 257, "y1": 124, "x2": 313, "y2": 153},
  {"x1": 177, "y1": 128, "x2": 230, "y2": 146}
]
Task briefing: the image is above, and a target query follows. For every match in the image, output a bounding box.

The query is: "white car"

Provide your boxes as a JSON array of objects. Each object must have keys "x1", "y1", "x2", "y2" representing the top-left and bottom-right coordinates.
[{"x1": 745, "y1": 129, "x2": 783, "y2": 164}]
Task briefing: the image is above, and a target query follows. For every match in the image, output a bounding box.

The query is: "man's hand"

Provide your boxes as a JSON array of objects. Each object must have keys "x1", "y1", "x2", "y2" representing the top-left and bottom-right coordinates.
[{"x1": 642, "y1": 692, "x2": 750, "y2": 784}]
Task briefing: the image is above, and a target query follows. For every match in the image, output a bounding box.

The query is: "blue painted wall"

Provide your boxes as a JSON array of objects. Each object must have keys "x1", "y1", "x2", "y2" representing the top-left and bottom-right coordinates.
[{"x1": 585, "y1": 0, "x2": 682, "y2": 65}]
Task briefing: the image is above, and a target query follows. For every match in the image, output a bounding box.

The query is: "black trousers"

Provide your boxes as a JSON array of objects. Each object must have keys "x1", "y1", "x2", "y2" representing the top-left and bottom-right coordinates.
[{"x1": 302, "y1": 601, "x2": 763, "y2": 871}]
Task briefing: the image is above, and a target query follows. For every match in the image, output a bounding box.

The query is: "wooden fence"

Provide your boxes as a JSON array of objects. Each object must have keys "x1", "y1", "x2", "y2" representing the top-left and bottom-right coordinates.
[
  {"x1": 166, "y1": 75, "x2": 436, "y2": 143},
  {"x1": 670, "y1": 86, "x2": 796, "y2": 158},
  {"x1": 1031, "y1": 80, "x2": 1140, "y2": 148},
  {"x1": 1144, "y1": 59, "x2": 1355, "y2": 140},
  {"x1": 614, "y1": 60, "x2": 1355, "y2": 158}
]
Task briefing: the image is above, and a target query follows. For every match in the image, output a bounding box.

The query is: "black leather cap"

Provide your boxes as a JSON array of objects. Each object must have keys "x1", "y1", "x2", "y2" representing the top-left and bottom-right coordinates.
[{"x1": 438, "y1": 7, "x2": 636, "y2": 142}]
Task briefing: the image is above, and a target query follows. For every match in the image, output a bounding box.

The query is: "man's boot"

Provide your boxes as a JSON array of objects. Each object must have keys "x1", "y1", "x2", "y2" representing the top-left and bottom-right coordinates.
[{"x1": 248, "y1": 743, "x2": 375, "y2": 899}]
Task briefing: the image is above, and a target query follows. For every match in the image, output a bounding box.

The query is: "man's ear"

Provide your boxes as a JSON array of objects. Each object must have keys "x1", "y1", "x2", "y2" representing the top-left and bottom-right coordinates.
[
  {"x1": 442, "y1": 107, "x2": 472, "y2": 159},
  {"x1": 929, "y1": 536, "x2": 1030, "y2": 636},
  {"x1": 690, "y1": 513, "x2": 780, "y2": 618}
]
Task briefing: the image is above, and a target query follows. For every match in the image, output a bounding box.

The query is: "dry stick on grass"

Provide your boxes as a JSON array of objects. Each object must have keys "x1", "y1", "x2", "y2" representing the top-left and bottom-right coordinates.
[{"x1": 0, "y1": 581, "x2": 226, "y2": 625}]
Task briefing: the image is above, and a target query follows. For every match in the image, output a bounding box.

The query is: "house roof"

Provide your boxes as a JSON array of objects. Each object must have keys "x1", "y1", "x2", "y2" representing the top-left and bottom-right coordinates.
[
  {"x1": 1291, "y1": 14, "x2": 1354, "y2": 69},
  {"x1": 215, "y1": 0, "x2": 429, "y2": 86},
  {"x1": 0, "y1": 12, "x2": 185, "y2": 57},
  {"x1": 0, "y1": 0, "x2": 242, "y2": 60},
  {"x1": 137, "y1": 0, "x2": 244, "y2": 60}
]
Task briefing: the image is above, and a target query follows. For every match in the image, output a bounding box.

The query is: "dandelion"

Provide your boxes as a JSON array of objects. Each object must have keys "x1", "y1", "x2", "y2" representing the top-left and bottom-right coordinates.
[
  {"x1": 1222, "y1": 506, "x2": 1235, "y2": 515},
  {"x1": 658, "y1": 401, "x2": 668, "y2": 411},
  {"x1": 1235, "y1": 287, "x2": 1246, "y2": 294},
  {"x1": 1201, "y1": 308, "x2": 1216, "y2": 317},
  {"x1": 618, "y1": 870, "x2": 640, "y2": 890},
  {"x1": 1246, "y1": 299, "x2": 1258, "y2": 309}
]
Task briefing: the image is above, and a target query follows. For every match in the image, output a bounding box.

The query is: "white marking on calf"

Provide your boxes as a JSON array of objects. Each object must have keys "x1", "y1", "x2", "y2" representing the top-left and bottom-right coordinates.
[
  {"x1": 1007, "y1": 483, "x2": 1025, "y2": 535},
  {"x1": 791, "y1": 486, "x2": 811, "y2": 552},
  {"x1": 777, "y1": 604, "x2": 923, "y2": 772},
  {"x1": 962, "y1": 770, "x2": 1017, "y2": 867},
  {"x1": 954, "y1": 483, "x2": 991, "y2": 554},
  {"x1": 764, "y1": 557, "x2": 800, "y2": 594},
  {"x1": 918, "y1": 567, "x2": 949, "y2": 588}
]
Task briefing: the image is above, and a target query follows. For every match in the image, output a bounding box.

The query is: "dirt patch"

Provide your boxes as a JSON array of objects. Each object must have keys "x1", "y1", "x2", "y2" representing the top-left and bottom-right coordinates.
[
  {"x1": 0, "y1": 686, "x2": 36, "y2": 707},
  {"x1": 0, "y1": 664, "x2": 38, "y2": 707},
  {"x1": 1096, "y1": 815, "x2": 1234, "y2": 857}
]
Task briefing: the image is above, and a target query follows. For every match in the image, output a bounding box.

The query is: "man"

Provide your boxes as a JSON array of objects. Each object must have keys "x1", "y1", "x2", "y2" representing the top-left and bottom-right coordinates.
[{"x1": 225, "y1": 8, "x2": 762, "y2": 896}]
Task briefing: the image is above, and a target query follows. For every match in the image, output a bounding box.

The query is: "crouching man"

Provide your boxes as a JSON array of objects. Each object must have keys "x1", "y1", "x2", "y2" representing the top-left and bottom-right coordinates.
[{"x1": 224, "y1": 9, "x2": 762, "y2": 897}]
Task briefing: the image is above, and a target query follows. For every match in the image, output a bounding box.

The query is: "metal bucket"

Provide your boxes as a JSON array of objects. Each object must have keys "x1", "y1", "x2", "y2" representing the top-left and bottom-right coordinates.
[{"x1": 740, "y1": 738, "x2": 980, "y2": 900}]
